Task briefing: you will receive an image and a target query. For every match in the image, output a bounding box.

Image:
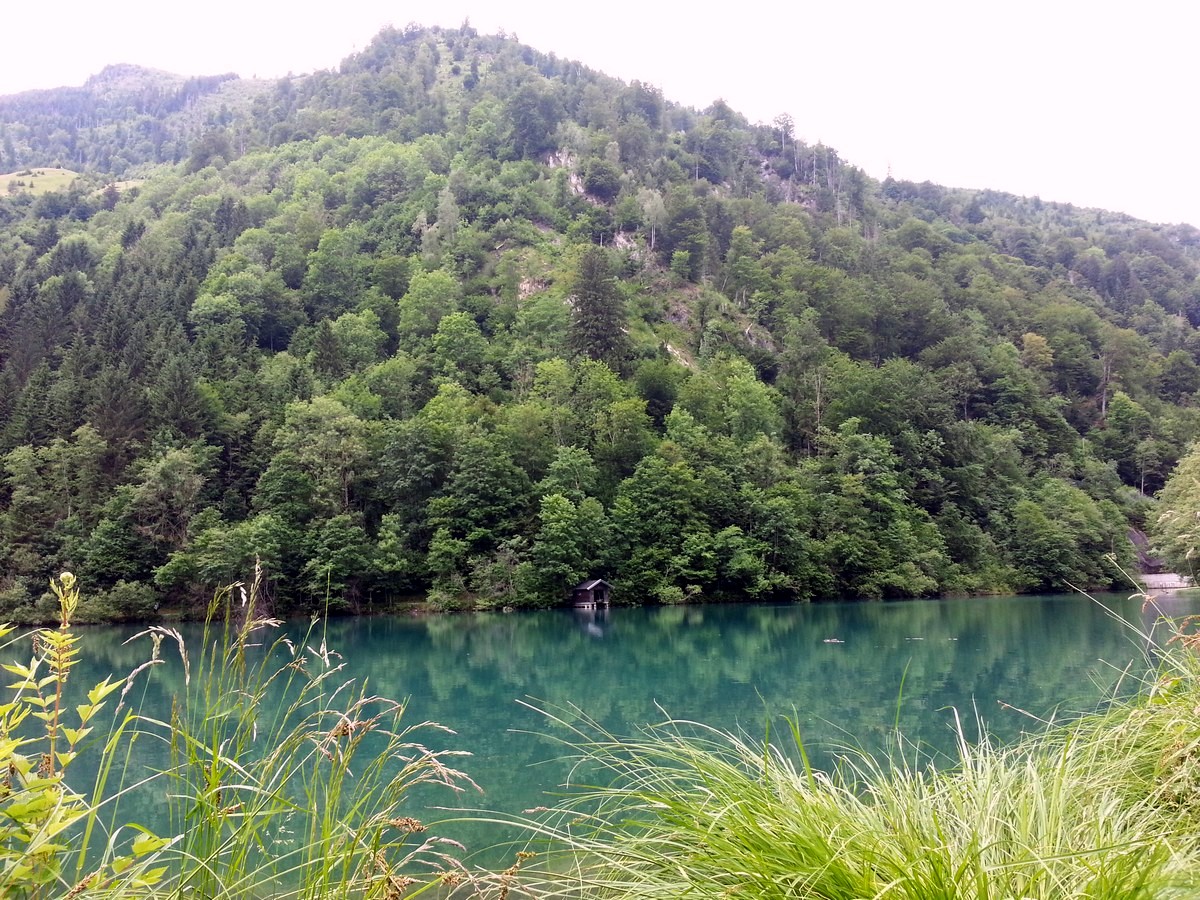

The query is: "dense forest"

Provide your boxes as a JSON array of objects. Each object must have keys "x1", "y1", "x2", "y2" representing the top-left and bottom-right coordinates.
[{"x1": 1, "y1": 23, "x2": 1198, "y2": 622}]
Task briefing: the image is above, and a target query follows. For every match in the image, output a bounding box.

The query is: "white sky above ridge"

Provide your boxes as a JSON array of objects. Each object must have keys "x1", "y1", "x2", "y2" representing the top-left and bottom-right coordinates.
[{"x1": 3, "y1": 0, "x2": 1198, "y2": 228}]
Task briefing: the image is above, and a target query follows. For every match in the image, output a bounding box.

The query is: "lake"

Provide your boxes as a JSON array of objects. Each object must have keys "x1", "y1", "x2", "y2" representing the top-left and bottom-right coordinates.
[{"x1": 63, "y1": 590, "x2": 1198, "y2": 864}]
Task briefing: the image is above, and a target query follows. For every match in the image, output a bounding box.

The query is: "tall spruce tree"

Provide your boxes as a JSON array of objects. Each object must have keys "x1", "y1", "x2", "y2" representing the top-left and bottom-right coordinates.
[{"x1": 568, "y1": 246, "x2": 629, "y2": 370}]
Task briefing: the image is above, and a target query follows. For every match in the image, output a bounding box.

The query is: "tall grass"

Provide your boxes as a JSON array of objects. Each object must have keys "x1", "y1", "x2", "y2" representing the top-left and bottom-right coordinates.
[
  {"x1": 135, "y1": 572, "x2": 484, "y2": 897},
  {"x1": 0, "y1": 570, "x2": 486, "y2": 898},
  {"x1": 493, "y1": 605, "x2": 1200, "y2": 899}
]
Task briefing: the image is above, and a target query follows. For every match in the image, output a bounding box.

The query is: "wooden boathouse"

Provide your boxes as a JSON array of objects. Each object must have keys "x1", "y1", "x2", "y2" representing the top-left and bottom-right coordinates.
[{"x1": 572, "y1": 578, "x2": 612, "y2": 607}]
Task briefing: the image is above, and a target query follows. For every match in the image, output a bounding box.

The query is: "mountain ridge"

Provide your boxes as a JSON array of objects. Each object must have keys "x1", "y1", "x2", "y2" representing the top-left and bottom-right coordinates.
[{"x1": 0, "y1": 31, "x2": 1189, "y2": 229}]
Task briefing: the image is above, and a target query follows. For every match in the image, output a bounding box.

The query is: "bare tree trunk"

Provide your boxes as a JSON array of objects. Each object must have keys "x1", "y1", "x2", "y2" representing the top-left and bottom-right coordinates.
[{"x1": 1100, "y1": 354, "x2": 1112, "y2": 421}]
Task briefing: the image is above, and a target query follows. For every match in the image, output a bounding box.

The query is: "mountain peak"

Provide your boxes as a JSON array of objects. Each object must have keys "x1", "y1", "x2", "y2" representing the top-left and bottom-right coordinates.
[{"x1": 85, "y1": 63, "x2": 181, "y2": 86}]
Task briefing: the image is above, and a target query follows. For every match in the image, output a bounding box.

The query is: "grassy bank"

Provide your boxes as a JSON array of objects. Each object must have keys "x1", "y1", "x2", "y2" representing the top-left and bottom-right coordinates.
[{"x1": 494, "y1": 606, "x2": 1200, "y2": 899}]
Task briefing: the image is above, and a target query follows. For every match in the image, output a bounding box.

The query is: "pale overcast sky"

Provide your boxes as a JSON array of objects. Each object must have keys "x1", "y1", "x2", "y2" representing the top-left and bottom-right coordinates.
[{"x1": 2, "y1": 0, "x2": 1197, "y2": 227}]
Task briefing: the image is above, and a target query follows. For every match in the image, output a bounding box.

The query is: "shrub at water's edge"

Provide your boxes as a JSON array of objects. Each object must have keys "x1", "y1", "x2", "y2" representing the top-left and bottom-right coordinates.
[{"x1": 486, "y1": 603, "x2": 1200, "y2": 899}]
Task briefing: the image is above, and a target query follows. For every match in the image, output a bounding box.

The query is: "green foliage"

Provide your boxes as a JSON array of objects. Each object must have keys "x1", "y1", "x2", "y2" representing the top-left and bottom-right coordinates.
[
  {"x1": 427, "y1": 434, "x2": 533, "y2": 563},
  {"x1": 814, "y1": 419, "x2": 949, "y2": 599},
  {"x1": 662, "y1": 188, "x2": 708, "y2": 282},
  {"x1": 1153, "y1": 442, "x2": 1200, "y2": 575},
  {"x1": 1, "y1": 22, "x2": 1195, "y2": 615},
  {"x1": 529, "y1": 493, "x2": 610, "y2": 602},
  {"x1": 582, "y1": 158, "x2": 622, "y2": 202},
  {"x1": 504, "y1": 80, "x2": 561, "y2": 159},
  {"x1": 567, "y1": 246, "x2": 630, "y2": 369},
  {"x1": 76, "y1": 579, "x2": 160, "y2": 623}
]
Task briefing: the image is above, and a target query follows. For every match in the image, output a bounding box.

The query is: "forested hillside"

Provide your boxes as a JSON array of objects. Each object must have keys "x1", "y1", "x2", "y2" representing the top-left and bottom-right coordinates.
[{"x1": 0, "y1": 23, "x2": 1197, "y2": 622}]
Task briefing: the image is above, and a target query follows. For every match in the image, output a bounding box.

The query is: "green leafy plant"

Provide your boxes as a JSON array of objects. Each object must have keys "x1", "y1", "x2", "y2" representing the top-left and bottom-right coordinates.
[{"x1": 0, "y1": 572, "x2": 169, "y2": 897}]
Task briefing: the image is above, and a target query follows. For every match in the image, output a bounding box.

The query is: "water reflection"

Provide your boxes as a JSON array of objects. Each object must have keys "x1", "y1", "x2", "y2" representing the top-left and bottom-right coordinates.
[
  {"x1": 59, "y1": 592, "x2": 1198, "y2": 862},
  {"x1": 572, "y1": 604, "x2": 609, "y2": 639}
]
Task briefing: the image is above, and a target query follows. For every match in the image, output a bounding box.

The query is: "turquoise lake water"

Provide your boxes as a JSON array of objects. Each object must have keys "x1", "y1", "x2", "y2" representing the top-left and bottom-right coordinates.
[{"x1": 59, "y1": 591, "x2": 1198, "y2": 864}]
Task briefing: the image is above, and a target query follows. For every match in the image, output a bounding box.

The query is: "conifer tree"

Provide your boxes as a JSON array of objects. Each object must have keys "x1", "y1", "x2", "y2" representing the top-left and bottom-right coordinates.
[
  {"x1": 312, "y1": 320, "x2": 345, "y2": 380},
  {"x1": 568, "y1": 246, "x2": 629, "y2": 370}
]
